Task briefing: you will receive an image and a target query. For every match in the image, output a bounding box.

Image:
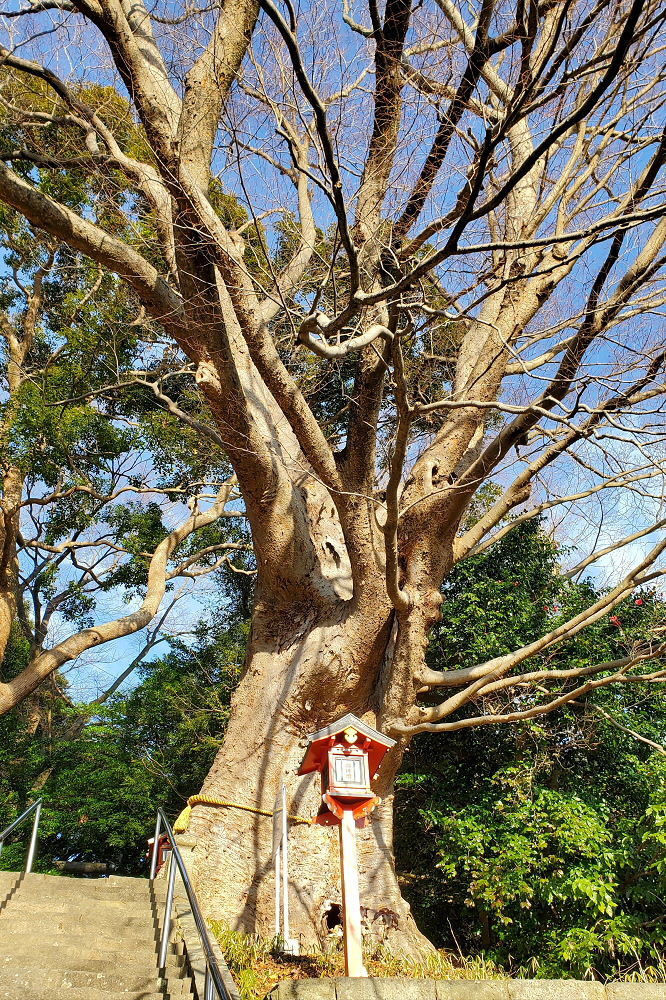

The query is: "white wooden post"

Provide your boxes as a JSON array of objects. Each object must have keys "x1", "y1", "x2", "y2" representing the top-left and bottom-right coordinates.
[
  {"x1": 274, "y1": 844, "x2": 281, "y2": 938},
  {"x1": 273, "y1": 788, "x2": 283, "y2": 940},
  {"x1": 339, "y1": 809, "x2": 366, "y2": 977},
  {"x1": 273, "y1": 784, "x2": 299, "y2": 955},
  {"x1": 281, "y1": 784, "x2": 290, "y2": 942}
]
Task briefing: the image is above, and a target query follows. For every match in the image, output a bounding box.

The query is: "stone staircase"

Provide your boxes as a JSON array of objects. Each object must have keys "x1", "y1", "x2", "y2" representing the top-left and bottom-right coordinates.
[{"x1": 0, "y1": 871, "x2": 194, "y2": 999}]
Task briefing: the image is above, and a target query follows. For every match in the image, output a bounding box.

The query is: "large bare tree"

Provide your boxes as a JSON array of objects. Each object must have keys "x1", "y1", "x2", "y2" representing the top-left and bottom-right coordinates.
[{"x1": 1, "y1": 0, "x2": 666, "y2": 951}]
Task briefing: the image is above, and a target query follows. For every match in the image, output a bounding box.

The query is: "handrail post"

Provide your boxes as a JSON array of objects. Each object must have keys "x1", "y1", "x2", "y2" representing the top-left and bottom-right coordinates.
[
  {"x1": 149, "y1": 812, "x2": 162, "y2": 880},
  {"x1": 25, "y1": 800, "x2": 41, "y2": 874},
  {"x1": 152, "y1": 808, "x2": 239, "y2": 1000},
  {"x1": 0, "y1": 801, "x2": 43, "y2": 874},
  {"x1": 204, "y1": 964, "x2": 216, "y2": 1000},
  {"x1": 158, "y1": 852, "x2": 177, "y2": 973}
]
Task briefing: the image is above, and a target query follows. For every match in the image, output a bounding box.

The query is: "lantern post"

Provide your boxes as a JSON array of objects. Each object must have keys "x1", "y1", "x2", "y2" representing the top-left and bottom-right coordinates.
[
  {"x1": 339, "y1": 808, "x2": 364, "y2": 976},
  {"x1": 298, "y1": 713, "x2": 396, "y2": 978}
]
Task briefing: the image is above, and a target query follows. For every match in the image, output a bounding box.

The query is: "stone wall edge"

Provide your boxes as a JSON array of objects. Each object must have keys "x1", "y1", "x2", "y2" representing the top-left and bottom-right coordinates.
[{"x1": 268, "y1": 978, "x2": 666, "y2": 1000}]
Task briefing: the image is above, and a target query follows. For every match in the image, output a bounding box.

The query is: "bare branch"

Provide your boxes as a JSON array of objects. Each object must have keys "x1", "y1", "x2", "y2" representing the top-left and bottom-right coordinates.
[{"x1": 0, "y1": 478, "x2": 236, "y2": 714}]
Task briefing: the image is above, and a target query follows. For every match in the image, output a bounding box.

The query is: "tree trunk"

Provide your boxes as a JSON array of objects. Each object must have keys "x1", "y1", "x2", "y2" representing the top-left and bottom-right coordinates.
[
  {"x1": 0, "y1": 467, "x2": 25, "y2": 665},
  {"x1": 186, "y1": 602, "x2": 431, "y2": 955}
]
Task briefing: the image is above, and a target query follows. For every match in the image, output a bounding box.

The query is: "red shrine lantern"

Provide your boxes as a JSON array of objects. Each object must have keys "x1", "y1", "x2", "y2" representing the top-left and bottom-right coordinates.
[
  {"x1": 298, "y1": 713, "x2": 396, "y2": 826},
  {"x1": 146, "y1": 832, "x2": 172, "y2": 874}
]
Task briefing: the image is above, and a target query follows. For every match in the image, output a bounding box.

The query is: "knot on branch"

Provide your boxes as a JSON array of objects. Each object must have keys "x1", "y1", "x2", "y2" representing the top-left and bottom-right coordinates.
[{"x1": 194, "y1": 361, "x2": 222, "y2": 394}]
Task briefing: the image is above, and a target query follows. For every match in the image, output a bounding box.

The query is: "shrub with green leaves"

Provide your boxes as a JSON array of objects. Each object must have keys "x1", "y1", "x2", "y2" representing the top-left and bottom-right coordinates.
[{"x1": 397, "y1": 522, "x2": 666, "y2": 980}]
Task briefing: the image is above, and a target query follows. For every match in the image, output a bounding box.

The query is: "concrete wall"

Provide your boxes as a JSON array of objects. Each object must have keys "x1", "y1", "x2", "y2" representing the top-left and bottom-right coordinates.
[
  {"x1": 172, "y1": 887, "x2": 241, "y2": 1000},
  {"x1": 269, "y1": 979, "x2": 666, "y2": 1000}
]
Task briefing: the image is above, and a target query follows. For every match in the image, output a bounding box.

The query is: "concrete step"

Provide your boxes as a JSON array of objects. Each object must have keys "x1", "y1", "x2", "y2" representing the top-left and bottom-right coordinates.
[
  {"x1": 159, "y1": 981, "x2": 194, "y2": 996},
  {"x1": 0, "y1": 871, "x2": 152, "y2": 887},
  {"x1": 0, "y1": 938, "x2": 184, "y2": 968},
  {"x1": 0, "y1": 920, "x2": 170, "y2": 949},
  {"x1": 0, "y1": 870, "x2": 194, "y2": 999},
  {"x1": 0, "y1": 986, "x2": 167, "y2": 1000},
  {"x1": 0, "y1": 913, "x2": 161, "y2": 942},
  {"x1": 0, "y1": 872, "x2": 164, "y2": 901},
  {"x1": 0, "y1": 937, "x2": 185, "y2": 979},
  {"x1": 0, "y1": 881, "x2": 159, "y2": 902},
  {"x1": 0, "y1": 983, "x2": 191, "y2": 1000},
  {"x1": 0, "y1": 957, "x2": 191, "y2": 994},
  {"x1": 0, "y1": 896, "x2": 160, "y2": 921},
  {"x1": 0, "y1": 882, "x2": 160, "y2": 903},
  {"x1": 0, "y1": 896, "x2": 164, "y2": 927}
]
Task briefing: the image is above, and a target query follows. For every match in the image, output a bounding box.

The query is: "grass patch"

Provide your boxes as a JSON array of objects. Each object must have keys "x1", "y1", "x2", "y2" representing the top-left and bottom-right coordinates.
[
  {"x1": 209, "y1": 922, "x2": 507, "y2": 1000},
  {"x1": 209, "y1": 923, "x2": 666, "y2": 999}
]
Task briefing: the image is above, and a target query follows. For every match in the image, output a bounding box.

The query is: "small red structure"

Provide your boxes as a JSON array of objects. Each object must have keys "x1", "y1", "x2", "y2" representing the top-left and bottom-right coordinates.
[
  {"x1": 147, "y1": 832, "x2": 172, "y2": 874},
  {"x1": 298, "y1": 713, "x2": 395, "y2": 827},
  {"x1": 299, "y1": 713, "x2": 396, "y2": 978}
]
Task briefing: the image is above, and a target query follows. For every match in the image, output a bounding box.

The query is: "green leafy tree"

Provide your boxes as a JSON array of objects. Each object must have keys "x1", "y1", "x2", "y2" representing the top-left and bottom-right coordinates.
[
  {"x1": 0, "y1": 613, "x2": 246, "y2": 874},
  {"x1": 0, "y1": 131, "x2": 250, "y2": 717},
  {"x1": 397, "y1": 523, "x2": 666, "y2": 979}
]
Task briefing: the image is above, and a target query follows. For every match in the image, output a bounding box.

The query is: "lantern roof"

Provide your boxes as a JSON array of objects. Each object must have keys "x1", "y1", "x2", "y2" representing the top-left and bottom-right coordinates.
[{"x1": 298, "y1": 713, "x2": 396, "y2": 776}]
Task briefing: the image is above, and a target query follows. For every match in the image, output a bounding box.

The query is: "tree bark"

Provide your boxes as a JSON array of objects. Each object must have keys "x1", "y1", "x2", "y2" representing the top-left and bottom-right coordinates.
[
  {"x1": 0, "y1": 467, "x2": 24, "y2": 665},
  {"x1": 185, "y1": 596, "x2": 431, "y2": 955}
]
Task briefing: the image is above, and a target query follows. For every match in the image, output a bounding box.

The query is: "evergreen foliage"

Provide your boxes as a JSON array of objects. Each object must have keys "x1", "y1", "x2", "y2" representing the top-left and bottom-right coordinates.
[
  {"x1": 397, "y1": 523, "x2": 666, "y2": 979},
  {"x1": 0, "y1": 615, "x2": 245, "y2": 874}
]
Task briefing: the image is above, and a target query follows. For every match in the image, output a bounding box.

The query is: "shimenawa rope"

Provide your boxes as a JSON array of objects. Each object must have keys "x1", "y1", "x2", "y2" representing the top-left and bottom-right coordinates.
[{"x1": 173, "y1": 794, "x2": 312, "y2": 834}]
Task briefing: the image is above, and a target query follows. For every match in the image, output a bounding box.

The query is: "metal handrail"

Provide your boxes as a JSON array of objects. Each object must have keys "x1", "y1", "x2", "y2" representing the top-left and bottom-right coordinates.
[
  {"x1": 150, "y1": 807, "x2": 239, "y2": 1000},
  {"x1": 0, "y1": 799, "x2": 42, "y2": 874}
]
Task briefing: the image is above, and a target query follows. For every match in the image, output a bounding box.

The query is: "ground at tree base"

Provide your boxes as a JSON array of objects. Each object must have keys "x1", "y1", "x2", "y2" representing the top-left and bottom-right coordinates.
[{"x1": 210, "y1": 924, "x2": 666, "y2": 1000}]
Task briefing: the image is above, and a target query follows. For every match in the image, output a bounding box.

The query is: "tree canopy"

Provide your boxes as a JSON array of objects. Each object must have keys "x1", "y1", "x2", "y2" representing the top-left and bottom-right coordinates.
[
  {"x1": 398, "y1": 522, "x2": 666, "y2": 979},
  {"x1": 0, "y1": 161, "x2": 252, "y2": 710}
]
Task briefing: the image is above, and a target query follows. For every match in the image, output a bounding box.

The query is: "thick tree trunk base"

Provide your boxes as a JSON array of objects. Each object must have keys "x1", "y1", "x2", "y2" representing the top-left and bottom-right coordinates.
[
  {"x1": 182, "y1": 598, "x2": 432, "y2": 956},
  {"x1": 184, "y1": 788, "x2": 432, "y2": 957},
  {"x1": 183, "y1": 681, "x2": 432, "y2": 957}
]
